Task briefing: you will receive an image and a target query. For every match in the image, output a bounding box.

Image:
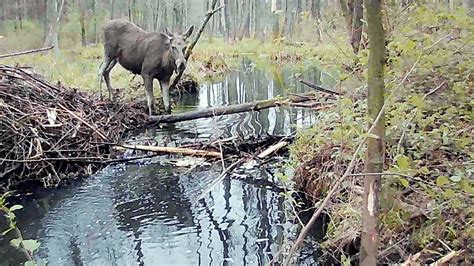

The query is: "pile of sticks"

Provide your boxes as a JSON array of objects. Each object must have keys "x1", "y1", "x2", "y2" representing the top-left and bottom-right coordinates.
[{"x1": 0, "y1": 64, "x2": 148, "y2": 190}]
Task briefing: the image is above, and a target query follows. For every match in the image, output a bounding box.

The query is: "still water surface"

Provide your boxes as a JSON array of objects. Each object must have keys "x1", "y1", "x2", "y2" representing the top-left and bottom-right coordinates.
[{"x1": 3, "y1": 60, "x2": 334, "y2": 265}]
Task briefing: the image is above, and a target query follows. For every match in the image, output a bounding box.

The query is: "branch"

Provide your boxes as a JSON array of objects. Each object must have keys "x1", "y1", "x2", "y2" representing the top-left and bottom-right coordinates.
[
  {"x1": 299, "y1": 80, "x2": 342, "y2": 96},
  {"x1": 115, "y1": 144, "x2": 221, "y2": 158},
  {"x1": 257, "y1": 141, "x2": 289, "y2": 159},
  {"x1": 170, "y1": 0, "x2": 223, "y2": 88},
  {"x1": 396, "y1": 80, "x2": 446, "y2": 153},
  {"x1": 282, "y1": 102, "x2": 386, "y2": 265},
  {"x1": 0, "y1": 46, "x2": 54, "y2": 59},
  {"x1": 149, "y1": 92, "x2": 318, "y2": 123},
  {"x1": 434, "y1": 250, "x2": 460, "y2": 265}
]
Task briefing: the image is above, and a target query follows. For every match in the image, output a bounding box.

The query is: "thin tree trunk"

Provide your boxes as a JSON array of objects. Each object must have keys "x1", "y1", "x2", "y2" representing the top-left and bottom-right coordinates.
[
  {"x1": 360, "y1": 0, "x2": 385, "y2": 265},
  {"x1": 44, "y1": 0, "x2": 64, "y2": 54},
  {"x1": 79, "y1": 0, "x2": 86, "y2": 46},
  {"x1": 110, "y1": 0, "x2": 115, "y2": 20},
  {"x1": 351, "y1": 0, "x2": 363, "y2": 53}
]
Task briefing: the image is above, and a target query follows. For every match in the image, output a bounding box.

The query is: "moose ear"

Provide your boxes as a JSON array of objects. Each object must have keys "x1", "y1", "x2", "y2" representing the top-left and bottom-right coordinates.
[
  {"x1": 183, "y1": 26, "x2": 194, "y2": 40},
  {"x1": 164, "y1": 28, "x2": 174, "y2": 38},
  {"x1": 161, "y1": 32, "x2": 172, "y2": 42}
]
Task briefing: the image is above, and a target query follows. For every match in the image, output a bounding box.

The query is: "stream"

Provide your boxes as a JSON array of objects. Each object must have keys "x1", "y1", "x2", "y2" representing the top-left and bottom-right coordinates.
[{"x1": 1, "y1": 60, "x2": 335, "y2": 265}]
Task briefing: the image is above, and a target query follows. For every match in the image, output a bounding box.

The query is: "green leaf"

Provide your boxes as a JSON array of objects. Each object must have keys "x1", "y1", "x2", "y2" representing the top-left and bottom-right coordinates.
[
  {"x1": 9, "y1": 205, "x2": 23, "y2": 212},
  {"x1": 444, "y1": 188, "x2": 455, "y2": 198},
  {"x1": 22, "y1": 239, "x2": 40, "y2": 253},
  {"x1": 10, "y1": 238, "x2": 22, "y2": 247},
  {"x1": 409, "y1": 95, "x2": 425, "y2": 108},
  {"x1": 418, "y1": 167, "x2": 430, "y2": 175},
  {"x1": 396, "y1": 155, "x2": 410, "y2": 171},
  {"x1": 436, "y1": 176, "x2": 449, "y2": 186},
  {"x1": 24, "y1": 261, "x2": 36, "y2": 266},
  {"x1": 36, "y1": 260, "x2": 48, "y2": 266},
  {"x1": 449, "y1": 175, "x2": 462, "y2": 182},
  {"x1": 399, "y1": 178, "x2": 409, "y2": 188}
]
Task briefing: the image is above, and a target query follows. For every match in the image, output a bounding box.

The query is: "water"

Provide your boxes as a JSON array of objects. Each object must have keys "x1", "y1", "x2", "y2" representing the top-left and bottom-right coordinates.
[{"x1": 1, "y1": 60, "x2": 335, "y2": 265}]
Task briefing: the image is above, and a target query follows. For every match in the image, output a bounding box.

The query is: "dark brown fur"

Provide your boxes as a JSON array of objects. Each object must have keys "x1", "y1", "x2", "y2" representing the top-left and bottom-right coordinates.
[{"x1": 99, "y1": 19, "x2": 194, "y2": 115}]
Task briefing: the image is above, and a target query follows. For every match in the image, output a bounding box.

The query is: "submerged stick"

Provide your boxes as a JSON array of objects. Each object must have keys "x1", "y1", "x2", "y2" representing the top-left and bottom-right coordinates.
[
  {"x1": 116, "y1": 144, "x2": 221, "y2": 158},
  {"x1": 195, "y1": 158, "x2": 245, "y2": 202},
  {"x1": 0, "y1": 46, "x2": 54, "y2": 59},
  {"x1": 150, "y1": 92, "x2": 318, "y2": 123}
]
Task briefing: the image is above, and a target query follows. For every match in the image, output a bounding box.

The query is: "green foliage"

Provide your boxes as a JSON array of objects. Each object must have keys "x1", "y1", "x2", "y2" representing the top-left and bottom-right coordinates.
[
  {"x1": 1, "y1": 193, "x2": 43, "y2": 264},
  {"x1": 289, "y1": 3, "x2": 473, "y2": 262}
]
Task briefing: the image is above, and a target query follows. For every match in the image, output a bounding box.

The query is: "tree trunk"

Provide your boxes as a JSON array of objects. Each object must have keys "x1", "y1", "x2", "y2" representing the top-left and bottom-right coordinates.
[
  {"x1": 339, "y1": 0, "x2": 353, "y2": 38},
  {"x1": 360, "y1": 0, "x2": 385, "y2": 265},
  {"x1": 351, "y1": 0, "x2": 363, "y2": 53},
  {"x1": 44, "y1": 0, "x2": 64, "y2": 55},
  {"x1": 463, "y1": 0, "x2": 474, "y2": 16},
  {"x1": 110, "y1": 0, "x2": 115, "y2": 20},
  {"x1": 79, "y1": 0, "x2": 86, "y2": 46}
]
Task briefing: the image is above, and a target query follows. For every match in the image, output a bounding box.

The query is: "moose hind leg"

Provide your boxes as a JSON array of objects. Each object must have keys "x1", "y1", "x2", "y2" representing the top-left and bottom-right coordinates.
[
  {"x1": 103, "y1": 59, "x2": 117, "y2": 101},
  {"x1": 143, "y1": 75, "x2": 155, "y2": 116},
  {"x1": 160, "y1": 80, "x2": 171, "y2": 114}
]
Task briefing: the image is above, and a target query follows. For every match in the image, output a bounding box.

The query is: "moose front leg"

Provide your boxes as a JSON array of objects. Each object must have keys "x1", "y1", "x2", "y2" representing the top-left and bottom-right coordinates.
[
  {"x1": 142, "y1": 74, "x2": 155, "y2": 116},
  {"x1": 160, "y1": 80, "x2": 171, "y2": 114}
]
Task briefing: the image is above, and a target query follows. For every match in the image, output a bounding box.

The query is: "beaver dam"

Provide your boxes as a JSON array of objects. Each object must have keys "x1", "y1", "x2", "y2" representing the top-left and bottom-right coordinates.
[{"x1": 0, "y1": 64, "x2": 150, "y2": 190}]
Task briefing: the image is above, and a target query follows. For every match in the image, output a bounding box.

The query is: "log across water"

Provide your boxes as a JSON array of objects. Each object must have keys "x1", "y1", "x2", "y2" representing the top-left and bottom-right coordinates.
[{"x1": 149, "y1": 92, "x2": 320, "y2": 123}]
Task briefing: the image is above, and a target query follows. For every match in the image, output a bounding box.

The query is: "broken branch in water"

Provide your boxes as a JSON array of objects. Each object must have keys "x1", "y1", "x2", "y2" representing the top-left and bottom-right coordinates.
[
  {"x1": 115, "y1": 144, "x2": 221, "y2": 158},
  {"x1": 170, "y1": 0, "x2": 223, "y2": 88},
  {"x1": 0, "y1": 46, "x2": 54, "y2": 59},
  {"x1": 257, "y1": 141, "x2": 289, "y2": 159},
  {"x1": 149, "y1": 92, "x2": 319, "y2": 123},
  {"x1": 299, "y1": 79, "x2": 342, "y2": 96}
]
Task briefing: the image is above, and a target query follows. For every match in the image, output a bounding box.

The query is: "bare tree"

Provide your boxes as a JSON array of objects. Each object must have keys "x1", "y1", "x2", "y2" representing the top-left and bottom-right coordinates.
[{"x1": 44, "y1": 0, "x2": 65, "y2": 54}]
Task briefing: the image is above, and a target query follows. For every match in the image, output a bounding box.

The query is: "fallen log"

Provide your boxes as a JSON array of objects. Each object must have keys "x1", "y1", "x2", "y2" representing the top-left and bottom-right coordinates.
[
  {"x1": 115, "y1": 144, "x2": 221, "y2": 158},
  {"x1": 149, "y1": 92, "x2": 318, "y2": 123}
]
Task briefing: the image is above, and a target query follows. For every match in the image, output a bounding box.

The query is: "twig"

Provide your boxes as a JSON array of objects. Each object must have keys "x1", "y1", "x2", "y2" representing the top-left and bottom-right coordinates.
[
  {"x1": 396, "y1": 80, "x2": 446, "y2": 153},
  {"x1": 257, "y1": 141, "x2": 289, "y2": 159},
  {"x1": 433, "y1": 250, "x2": 459, "y2": 265},
  {"x1": 299, "y1": 80, "x2": 342, "y2": 96},
  {"x1": 282, "y1": 103, "x2": 386, "y2": 265},
  {"x1": 0, "y1": 46, "x2": 54, "y2": 59},
  {"x1": 195, "y1": 158, "x2": 244, "y2": 202},
  {"x1": 401, "y1": 252, "x2": 421, "y2": 266},
  {"x1": 58, "y1": 104, "x2": 108, "y2": 140},
  {"x1": 218, "y1": 140, "x2": 226, "y2": 173},
  {"x1": 170, "y1": 0, "x2": 223, "y2": 88}
]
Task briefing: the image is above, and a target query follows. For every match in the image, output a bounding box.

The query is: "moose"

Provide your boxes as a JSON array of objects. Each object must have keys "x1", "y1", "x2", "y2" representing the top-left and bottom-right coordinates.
[{"x1": 98, "y1": 19, "x2": 194, "y2": 115}]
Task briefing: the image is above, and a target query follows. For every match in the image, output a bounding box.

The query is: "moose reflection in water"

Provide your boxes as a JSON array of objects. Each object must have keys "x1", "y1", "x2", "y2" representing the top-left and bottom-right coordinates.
[{"x1": 4, "y1": 62, "x2": 334, "y2": 265}]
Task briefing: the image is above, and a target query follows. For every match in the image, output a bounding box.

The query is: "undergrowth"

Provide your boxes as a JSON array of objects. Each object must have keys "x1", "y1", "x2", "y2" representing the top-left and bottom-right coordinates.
[{"x1": 289, "y1": 5, "x2": 473, "y2": 264}]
